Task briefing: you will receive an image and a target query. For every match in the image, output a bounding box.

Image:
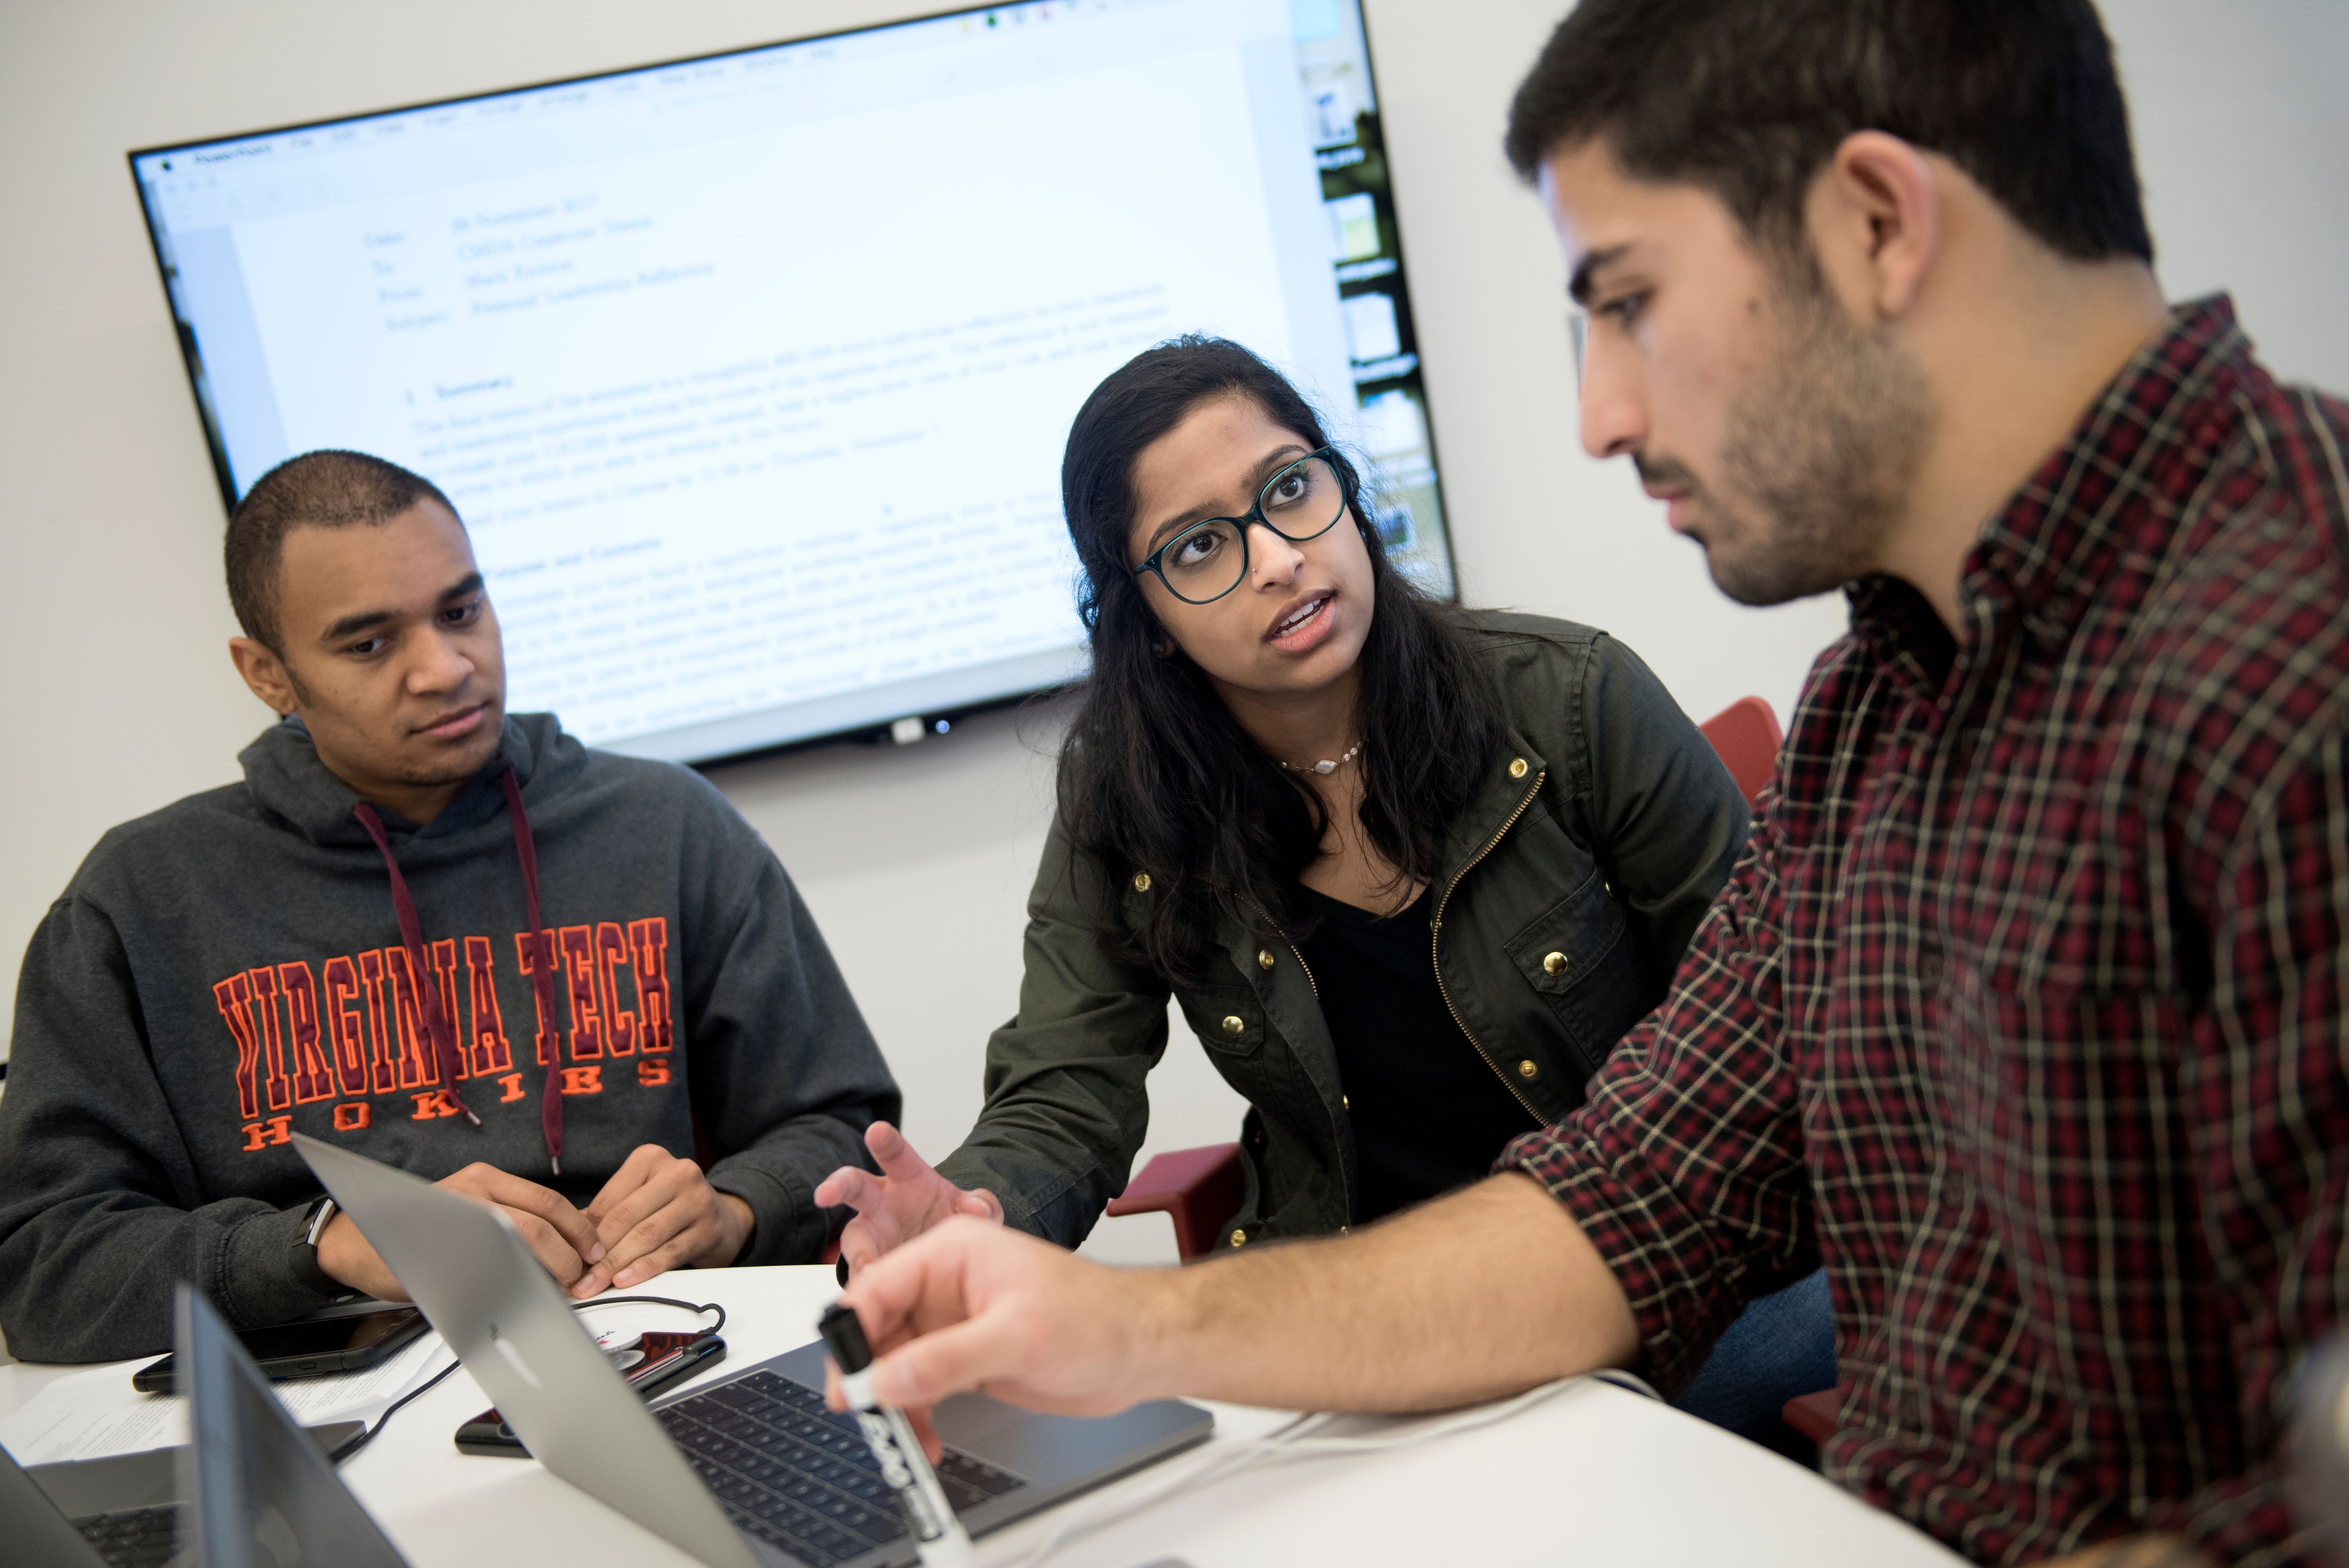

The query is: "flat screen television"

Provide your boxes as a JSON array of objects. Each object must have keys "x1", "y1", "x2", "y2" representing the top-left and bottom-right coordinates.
[{"x1": 129, "y1": 0, "x2": 1454, "y2": 764}]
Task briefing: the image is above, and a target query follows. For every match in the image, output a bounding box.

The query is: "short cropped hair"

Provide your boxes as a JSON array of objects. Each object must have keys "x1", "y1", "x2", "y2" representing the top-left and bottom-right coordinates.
[
  {"x1": 1504, "y1": 0, "x2": 2153, "y2": 264},
  {"x1": 225, "y1": 450, "x2": 457, "y2": 651}
]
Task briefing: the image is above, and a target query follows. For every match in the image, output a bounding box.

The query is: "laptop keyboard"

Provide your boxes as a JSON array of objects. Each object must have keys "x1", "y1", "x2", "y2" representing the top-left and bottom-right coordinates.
[
  {"x1": 73, "y1": 1505, "x2": 180, "y2": 1568},
  {"x1": 658, "y1": 1368, "x2": 1026, "y2": 1565}
]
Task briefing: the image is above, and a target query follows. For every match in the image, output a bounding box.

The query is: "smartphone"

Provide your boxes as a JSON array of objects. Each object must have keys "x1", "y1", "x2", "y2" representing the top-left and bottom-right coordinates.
[
  {"x1": 454, "y1": 1329, "x2": 726, "y2": 1456},
  {"x1": 130, "y1": 1306, "x2": 428, "y2": 1393}
]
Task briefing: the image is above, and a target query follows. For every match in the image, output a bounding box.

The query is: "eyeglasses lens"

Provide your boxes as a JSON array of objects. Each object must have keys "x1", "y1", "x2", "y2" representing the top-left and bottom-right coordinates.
[{"x1": 1159, "y1": 456, "x2": 1343, "y2": 603}]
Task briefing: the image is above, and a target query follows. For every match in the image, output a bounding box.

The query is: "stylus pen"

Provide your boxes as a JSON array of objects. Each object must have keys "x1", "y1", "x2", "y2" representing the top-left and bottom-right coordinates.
[{"x1": 818, "y1": 1303, "x2": 975, "y2": 1568}]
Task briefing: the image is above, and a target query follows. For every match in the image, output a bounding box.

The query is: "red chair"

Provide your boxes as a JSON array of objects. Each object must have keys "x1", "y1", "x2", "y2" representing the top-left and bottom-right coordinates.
[
  {"x1": 1101, "y1": 697, "x2": 1788, "y2": 1264},
  {"x1": 1104, "y1": 1142, "x2": 1248, "y2": 1261},
  {"x1": 1697, "y1": 695, "x2": 1783, "y2": 809},
  {"x1": 1780, "y1": 1388, "x2": 1841, "y2": 1445}
]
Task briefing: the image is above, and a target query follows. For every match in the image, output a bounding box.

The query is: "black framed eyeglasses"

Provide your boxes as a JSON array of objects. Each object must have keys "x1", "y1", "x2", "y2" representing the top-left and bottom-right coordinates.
[{"x1": 1130, "y1": 449, "x2": 1349, "y2": 606}]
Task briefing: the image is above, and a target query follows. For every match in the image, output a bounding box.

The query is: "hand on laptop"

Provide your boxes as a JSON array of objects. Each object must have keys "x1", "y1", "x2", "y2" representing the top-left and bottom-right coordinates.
[
  {"x1": 814, "y1": 1122, "x2": 1004, "y2": 1277},
  {"x1": 316, "y1": 1161, "x2": 608, "y2": 1301},
  {"x1": 825, "y1": 1215, "x2": 1160, "y2": 1459},
  {"x1": 581, "y1": 1143, "x2": 757, "y2": 1293}
]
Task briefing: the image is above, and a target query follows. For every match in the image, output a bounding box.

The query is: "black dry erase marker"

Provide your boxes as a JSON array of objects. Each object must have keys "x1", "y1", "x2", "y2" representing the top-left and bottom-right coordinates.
[{"x1": 819, "y1": 1302, "x2": 974, "y2": 1568}]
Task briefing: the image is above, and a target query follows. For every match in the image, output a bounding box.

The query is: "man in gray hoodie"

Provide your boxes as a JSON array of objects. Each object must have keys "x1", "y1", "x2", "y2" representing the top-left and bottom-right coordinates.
[{"x1": 0, "y1": 449, "x2": 899, "y2": 1362}]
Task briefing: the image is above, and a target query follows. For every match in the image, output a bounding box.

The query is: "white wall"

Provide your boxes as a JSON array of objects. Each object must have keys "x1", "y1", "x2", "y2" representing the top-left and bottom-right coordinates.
[{"x1": 2, "y1": 1, "x2": 2343, "y2": 1266}]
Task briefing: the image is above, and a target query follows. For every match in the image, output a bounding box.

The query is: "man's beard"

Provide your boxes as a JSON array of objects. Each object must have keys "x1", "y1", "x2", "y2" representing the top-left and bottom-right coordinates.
[{"x1": 1644, "y1": 261, "x2": 1935, "y2": 608}]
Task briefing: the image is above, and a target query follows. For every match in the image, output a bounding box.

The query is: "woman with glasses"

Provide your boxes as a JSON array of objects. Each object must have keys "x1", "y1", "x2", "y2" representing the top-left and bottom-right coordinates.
[{"x1": 819, "y1": 337, "x2": 1830, "y2": 1435}]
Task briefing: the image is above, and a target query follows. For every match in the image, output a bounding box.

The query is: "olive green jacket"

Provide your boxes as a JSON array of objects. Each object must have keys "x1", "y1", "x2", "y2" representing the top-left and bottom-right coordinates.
[{"x1": 936, "y1": 612, "x2": 1748, "y2": 1250}]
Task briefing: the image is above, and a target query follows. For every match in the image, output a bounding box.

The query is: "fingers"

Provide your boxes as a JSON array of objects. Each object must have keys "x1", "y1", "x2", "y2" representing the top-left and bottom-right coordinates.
[
  {"x1": 839, "y1": 1215, "x2": 885, "y2": 1276},
  {"x1": 444, "y1": 1162, "x2": 606, "y2": 1270},
  {"x1": 905, "y1": 1403, "x2": 945, "y2": 1466},
  {"x1": 814, "y1": 1165, "x2": 880, "y2": 1213},
  {"x1": 597, "y1": 1156, "x2": 711, "y2": 1288},
  {"x1": 958, "y1": 1188, "x2": 1005, "y2": 1222},
  {"x1": 864, "y1": 1121, "x2": 941, "y2": 1184},
  {"x1": 869, "y1": 1314, "x2": 1028, "y2": 1410},
  {"x1": 499, "y1": 1203, "x2": 590, "y2": 1290},
  {"x1": 583, "y1": 1144, "x2": 671, "y2": 1228}
]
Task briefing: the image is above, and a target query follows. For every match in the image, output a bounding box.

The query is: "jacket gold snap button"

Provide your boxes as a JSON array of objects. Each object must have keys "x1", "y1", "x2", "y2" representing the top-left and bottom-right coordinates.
[
  {"x1": 1517, "y1": 1058, "x2": 1540, "y2": 1080},
  {"x1": 1542, "y1": 951, "x2": 1568, "y2": 975},
  {"x1": 1508, "y1": 757, "x2": 1528, "y2": 779},
  {"x1": 1132, "y1": 872, "x2": 1151, "y2": 892},
  {"x1": 1230, "y1": 1229, "x2": 1246, "y2": 1246},
  {"x1": 1221, "y1": 1015, "x2": 1246, "y2": 1037},
  {"x1": 1258, "y1": 949, "x2": 1276, "y2": 970}
]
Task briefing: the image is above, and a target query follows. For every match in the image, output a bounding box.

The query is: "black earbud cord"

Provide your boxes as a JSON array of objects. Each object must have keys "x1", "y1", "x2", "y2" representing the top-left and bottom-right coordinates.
[{"x1": 326, "y1": 1294, "x2": 725, "y2": 1463}]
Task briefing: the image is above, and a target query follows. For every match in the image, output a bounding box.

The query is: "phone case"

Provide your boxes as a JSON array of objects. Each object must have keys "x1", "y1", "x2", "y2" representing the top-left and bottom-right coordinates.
[
  {"x1": 454, "y1": 1330, "x2": 726, "y2": 1456},
  {"x1": 129, "y1": 1308, "x2": 428, "y2": 1393}
]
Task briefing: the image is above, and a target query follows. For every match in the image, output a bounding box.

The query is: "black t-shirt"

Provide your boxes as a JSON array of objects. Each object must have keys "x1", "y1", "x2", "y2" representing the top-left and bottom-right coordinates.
[{"x1": 1294, "y1": 885, "x2": 1540, "y2": 1224}]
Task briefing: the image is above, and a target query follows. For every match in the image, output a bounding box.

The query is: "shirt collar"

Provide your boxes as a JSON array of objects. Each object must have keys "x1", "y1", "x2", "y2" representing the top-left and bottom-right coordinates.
[{"x1": 1852, "y1": 294, "x2": 2257, "y2": 684}]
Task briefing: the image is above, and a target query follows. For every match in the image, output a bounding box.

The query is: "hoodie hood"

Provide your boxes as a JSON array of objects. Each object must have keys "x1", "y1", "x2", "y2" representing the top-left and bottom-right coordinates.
[{"x1": 236, "y1": 711, "x2": 576, "y2": 849}]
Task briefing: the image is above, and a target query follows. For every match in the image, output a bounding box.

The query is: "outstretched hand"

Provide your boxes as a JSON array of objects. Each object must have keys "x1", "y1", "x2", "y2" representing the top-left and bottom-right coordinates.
[
  {"x1": 825, "y1": 1216, "x2": 1162, "y2": 1458},
  {"x1": 813, "y1": 1121, "x2": 1003, "y2": 1276}
]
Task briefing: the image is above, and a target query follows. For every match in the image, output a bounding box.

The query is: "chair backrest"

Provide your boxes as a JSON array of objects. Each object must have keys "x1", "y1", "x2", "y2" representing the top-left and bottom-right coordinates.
[{"x1": 1698, "y1": 696, "x2": 1784, "y2": 809}]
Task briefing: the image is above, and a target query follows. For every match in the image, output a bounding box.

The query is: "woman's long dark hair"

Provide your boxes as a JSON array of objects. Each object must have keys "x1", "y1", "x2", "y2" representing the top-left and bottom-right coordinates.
[{"x1": 1057, "y1": 335, "x2": 1499, "y2": 983}]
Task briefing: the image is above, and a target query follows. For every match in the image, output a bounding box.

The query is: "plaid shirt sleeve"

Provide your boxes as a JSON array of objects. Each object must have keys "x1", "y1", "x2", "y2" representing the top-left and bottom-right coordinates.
[
  {"x1": 1497, "y1": 777, "x2": 1820, "y2": 1395},
  {"x1": 2155, "y1": 718, "x2": 2349, "y2": 1563}
]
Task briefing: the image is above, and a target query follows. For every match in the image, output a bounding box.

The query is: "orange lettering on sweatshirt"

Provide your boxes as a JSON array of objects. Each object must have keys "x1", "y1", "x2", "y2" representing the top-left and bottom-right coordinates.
[
  {"x1": 244, "y1": 966, "x2": 293, "y2": 1112},
  {"x1": 213, "y1": 973, "x2": 267, "y2": 1121},
  {"x1": 356, "y1": 949, "x2": 397, "y2": 1095},
  {"x1": 636, "y1": 1057, "x2": 670, "y2": 1088},
  {"x1": 513, "y1": 930, "x2": 563, "y2": 1067},
  {"x1": 331, "y1": 1101, "x2": 371, "y2": 1132},
  {"x1": 558, "y1": 925, "x2": 605, "y2": 1060},
  {"x1": 409, "y1": 1089, "x2": 464, "y2": 1121},
  {"x1": 628, "y1": 918, "x2": 674, "y2": 1054},
  {"x1": 381, "y1": 946, "x2": 443, "y2": 1089},
  {"x1": 277, "y1": 962, "x2": 336, "y2": 1105},
  {"x1": 560, "y1": 1065, "x2": 603, "y2": 1096},
  {"x1": 322, "y1": 955, "x2": 375, "y2": 1098},
  {"x1": 239, "y1": 1115, "x2": 291, "y2": 1152},
  {"x1": 595, "y1": 922, "x2": 638, "y2": 1056},
  {"x1": 462, "y1": 936, "x2": 513, "y2": 1074}
]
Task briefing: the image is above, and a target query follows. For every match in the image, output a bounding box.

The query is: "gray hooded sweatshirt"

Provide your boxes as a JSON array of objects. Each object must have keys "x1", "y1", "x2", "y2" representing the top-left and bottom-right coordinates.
[{"x1": 0, "y1": 712, "x2": 897, "y2": 1362}]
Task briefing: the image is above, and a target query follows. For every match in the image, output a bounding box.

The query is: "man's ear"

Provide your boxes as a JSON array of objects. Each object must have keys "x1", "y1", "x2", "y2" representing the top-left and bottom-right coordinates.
[
  {"x1": 1809, "y1": 130, "x2": 1940, "y2": 320},
  {"x1": 229, "y1": 636, "x2": 299, "y2": 716}
]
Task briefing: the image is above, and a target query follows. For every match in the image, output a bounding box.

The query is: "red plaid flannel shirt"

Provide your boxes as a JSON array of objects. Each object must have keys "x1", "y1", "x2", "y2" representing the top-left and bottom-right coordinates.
[{"x1": 1503, "y1": 297, "x2": 2349, "y2": 1566}]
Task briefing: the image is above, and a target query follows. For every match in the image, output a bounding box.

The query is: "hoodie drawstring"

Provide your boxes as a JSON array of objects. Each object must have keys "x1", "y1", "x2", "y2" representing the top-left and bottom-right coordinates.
[
  {"x1": 347, "y1": 763, "x2": 564, "y2": 1175},
  {"x1": 351, "y1": 803, "x2": 483, "y2": 1130},
  {"x1": 498, "y1": 766, "x2": 564, "y2": 1176}
]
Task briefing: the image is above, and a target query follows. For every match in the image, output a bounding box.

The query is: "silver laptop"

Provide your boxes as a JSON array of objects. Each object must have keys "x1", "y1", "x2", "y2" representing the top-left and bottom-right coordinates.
[
  {"x1": 2, "y1": 1285, "x2": 407, "y2": 1568},
  {"x1": 292, "y1": 1133, "x2": 1211, "y2": 1568}
]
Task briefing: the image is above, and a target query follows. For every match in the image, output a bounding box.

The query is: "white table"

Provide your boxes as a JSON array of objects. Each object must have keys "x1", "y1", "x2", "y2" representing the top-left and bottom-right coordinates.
[{"x1": 0, "y1": 1266, "x2": 1962, "y2": 1567}]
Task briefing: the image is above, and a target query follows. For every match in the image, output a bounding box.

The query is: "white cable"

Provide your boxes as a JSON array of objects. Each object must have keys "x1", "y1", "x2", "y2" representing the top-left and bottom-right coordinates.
[{"x1": 998, "y1": 1372, "x2": 1637, "y2": 1567}]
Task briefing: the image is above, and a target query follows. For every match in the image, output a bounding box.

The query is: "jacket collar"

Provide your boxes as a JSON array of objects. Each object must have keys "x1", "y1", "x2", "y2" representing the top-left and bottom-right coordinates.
[{"x1": 1434, "y1": 728, "x2": 1552, "y2": 891}]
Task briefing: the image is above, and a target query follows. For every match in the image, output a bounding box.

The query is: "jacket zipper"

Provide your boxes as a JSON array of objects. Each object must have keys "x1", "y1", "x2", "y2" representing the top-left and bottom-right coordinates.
[
  {"x1": 1429, "y1": 769, "x2": 1549, "y2": 1121},
  {"x1": 1243, "y1": 894, "x2": 1318, "y2": 998}
]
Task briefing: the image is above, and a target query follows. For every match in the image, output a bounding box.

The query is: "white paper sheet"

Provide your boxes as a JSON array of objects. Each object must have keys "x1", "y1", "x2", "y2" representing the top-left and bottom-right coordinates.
[{"x1": 0, "y1": 1329, "x2": 455, "y2": 1466}]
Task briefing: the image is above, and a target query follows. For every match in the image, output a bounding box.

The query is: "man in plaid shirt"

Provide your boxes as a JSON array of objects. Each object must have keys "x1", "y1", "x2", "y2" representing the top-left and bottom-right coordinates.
[{"x1": 821, "y1": 2, "x2": 2347, "y2": 1563}]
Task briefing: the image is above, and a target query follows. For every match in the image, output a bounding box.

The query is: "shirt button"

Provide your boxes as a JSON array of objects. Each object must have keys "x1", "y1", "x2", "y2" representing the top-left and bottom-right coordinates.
[
  {"x1": 1221, "y1": 1015, "x2": 1246, "y2": 1037},
  {"x1": 1541, "y1": 951, "x2": 1569, "y2": 975},
  {"x1": 1341, "y1": 1094, "x2": 1351, "y2": 1110},
  {"x1": 1338, "y1": 1225, "x2": 1350, "y2": 1236},
  {"x1": 1919, "y1": 948, "x2": 1945, "y2": 988},
  {"x1": 1132, "y1": 872, "x2": 1151, "y2": 892},
  {"x1": 1517, "y1": 1059, "x2": 1540, "y2": 1080},
  {"x1": 1258, "y1": 949, "x2": 1276, "y2": 970},
  {"x1": 1230, "y1": 1229, "x2": 1246, "y2": 1246},
  {"x1": 1508, "y1": 757, "x2": 1529, "y2": 779}
]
